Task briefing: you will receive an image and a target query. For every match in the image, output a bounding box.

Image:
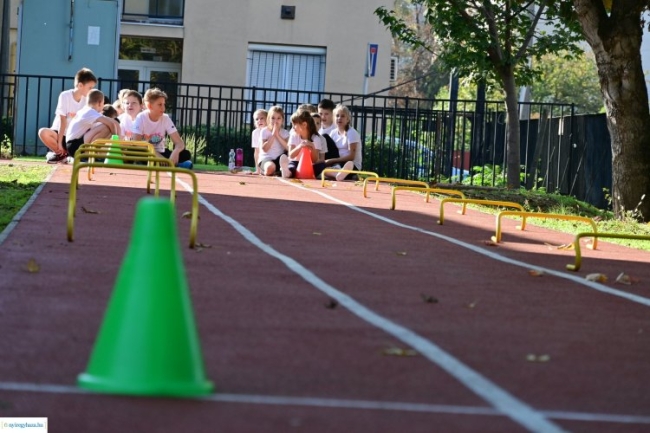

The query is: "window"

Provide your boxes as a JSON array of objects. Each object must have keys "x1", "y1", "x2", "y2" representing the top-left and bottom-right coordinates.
[
  {"x1": 246, "y1": 44, "x2": 326, "y2": 111},
  {"x1": 122, "y1": 0, "x2": 184, "y2": 24}
]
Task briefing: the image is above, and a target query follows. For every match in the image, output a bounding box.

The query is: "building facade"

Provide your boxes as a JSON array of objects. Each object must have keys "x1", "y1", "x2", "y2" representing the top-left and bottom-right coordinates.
[{"x1": 6, "y1": 0, "x2": 393, "y2": 96}]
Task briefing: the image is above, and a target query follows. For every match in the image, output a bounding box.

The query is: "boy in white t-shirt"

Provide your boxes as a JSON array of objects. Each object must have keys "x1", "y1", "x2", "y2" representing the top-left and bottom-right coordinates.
[
  {"x1": 39, "y1": 67, "x2": 97, "y2": 163},
  {"x1": 132, "y1": 88, "x2": 193, "y2": 169},
  {"x1": 64, "y1": 89, "x2": 121, "y2": 159},
  {"x1": 251, "y1": 108, "x2": 268, "y2": 174},
  {"x1": 117, "y1": 90, "x2": 143, "y2": 140}
]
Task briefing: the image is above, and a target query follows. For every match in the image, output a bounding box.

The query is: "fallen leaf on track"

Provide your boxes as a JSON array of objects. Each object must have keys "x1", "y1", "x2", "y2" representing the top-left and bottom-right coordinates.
[
  {"x1": 586, "y1": 273, "x2": 607, "y2": 283},
  {"x1": 24, "y1": 258, "x2": 40, "y2": 273},
  {"x1": 526, "y1": 353, "x2": 551, "y2": 362},
  {"x1": 615, "y1": 272, "x2": 632, "y2": 285},
  {"x1": 420, "y1": 293, "x2": 439, "y2": 304},
  {"x1": 383, "y1": 347, "x2": 418, "y2": 357},
  {"x1": 181, "y1": 211, "x2": 199, "y2": 219},
  {"x1": 528, "y1": 269, "x2": 544, "y2": 277},
  {"x1": 396, "y1": 251, "x2": 407, "y2": 256},
  {"x1": 81, "y1": 206, "x2": 100, "y2": 214},
  {"x1": 312, "y1": 232, "x2": 322, "y2": 236},
  {"x1": 238, "y1": 181, "x2": 246, "y2": 185},
  {"x1": 324, "y1": 299, "x2": 338, "y2": 309}
]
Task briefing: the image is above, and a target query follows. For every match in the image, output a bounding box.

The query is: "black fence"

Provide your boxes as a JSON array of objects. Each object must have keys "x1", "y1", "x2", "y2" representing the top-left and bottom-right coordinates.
[{"x1": 0, "y1": 73, "x2": 612, "y2": 208}]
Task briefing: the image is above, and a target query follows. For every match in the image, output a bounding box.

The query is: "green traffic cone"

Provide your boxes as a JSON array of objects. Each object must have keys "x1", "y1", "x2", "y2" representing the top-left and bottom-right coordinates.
[
  {"x1": 104, "y1": 135, "x2": 124, "y2": 165},
  {"x1": 78, "y1": 198, "x2": 213, "y2": 397}
]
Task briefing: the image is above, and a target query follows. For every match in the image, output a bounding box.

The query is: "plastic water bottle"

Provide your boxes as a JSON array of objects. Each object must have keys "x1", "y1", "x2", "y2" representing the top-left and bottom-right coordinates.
[
  {"x1": 235, "y1": 148, "x2": 244, "y2": 168},
  {"x1": 228, "y1": 149, "x2": 236, "y2": 171}
]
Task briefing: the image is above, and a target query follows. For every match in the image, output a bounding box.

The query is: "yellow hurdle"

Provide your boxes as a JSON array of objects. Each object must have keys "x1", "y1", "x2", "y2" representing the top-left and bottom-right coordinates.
[
  {"x1": 67, "y1": 155, "x2": 200, "y2": 248},
  {"x1": 390, "y1": 186, "x2": 465, "y2": 210},
  {"x1": 362, "y1": 177, "x2": 429, "y2": 198},
  {"x1": 320, "y1": 168, "x2": 378, "y2": 187},
  {"x1": 492, "y1": 211, "x2": 599, "y2": 249},
  {"x1": 438, "y1": 198, "x2": 524, "y2": 225},
  {"x1": 567, "y1": 232, "x2": 650, "y2": 271}
]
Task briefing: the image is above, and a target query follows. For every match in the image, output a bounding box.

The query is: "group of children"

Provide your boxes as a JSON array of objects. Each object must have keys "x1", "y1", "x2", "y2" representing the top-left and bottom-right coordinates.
[
  {"x1": 38, "y1": 67, "x2": 192, "y2": 169},
  {"x1": 38, "y1": 67, "x2": 362, "y2": 179},
  {"x1": 252, "y1": 99, "x2": 362, "y2": 181}
]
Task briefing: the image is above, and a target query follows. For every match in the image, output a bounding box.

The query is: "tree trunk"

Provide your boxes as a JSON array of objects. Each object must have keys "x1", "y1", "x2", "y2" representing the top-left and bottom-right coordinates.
[
  {"x1": 574, "y1": 2, "x2": 650, "y2": 219},
  {"x1": 501, "y1": 68, "x2": 521, "y2": 189}
]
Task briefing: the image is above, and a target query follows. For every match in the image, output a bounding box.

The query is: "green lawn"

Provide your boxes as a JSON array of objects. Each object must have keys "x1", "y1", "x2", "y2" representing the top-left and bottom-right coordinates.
[{"x1": 0, "y1": 162, "x2": 54, "y2": 232}]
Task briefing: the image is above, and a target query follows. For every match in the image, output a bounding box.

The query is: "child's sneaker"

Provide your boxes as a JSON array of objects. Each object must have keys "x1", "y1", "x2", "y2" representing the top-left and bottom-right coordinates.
[
  {"x1": 46, "y1": 152, "x2": 67, "y2": 164},
  {"x1": 65, "y1": 156, "x2": 74, "y2": 164},
  {"x1": 177, "y1": 160, "x2": 193, "y2": 169},
  {"x1": 279, "y1": 154, "x2": 291, "y2": 178},
  {"x1": 336, "y1": 161, "x2": 354, "y2": 181}
]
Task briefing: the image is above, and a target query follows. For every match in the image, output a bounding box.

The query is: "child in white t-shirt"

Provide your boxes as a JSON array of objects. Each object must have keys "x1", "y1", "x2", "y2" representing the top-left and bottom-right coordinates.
[
  {"x1": 117, "y1": 90, "x2": 143, "y2": 140},
  {"x1": 278, "y1": 110, "x2": 325, "y2": 178},
  {"x1": 258, "y1": 105, "x2": 289, "y2": 176},
  {"x1": 251, "y1": 108, "x2": 268, "y2": 174},
  {"x1": 39, "y1": 67, "x2": 97, "y2": 163},
  {"x1": 325, "y1": 104, "x2": 361, "y2": 182},
  {"x1": 64, "y1": 89, "x2": 121, "y2": 159},
  {"x1": 132, "y1": 88, "x2": 193, "y2": 169}
]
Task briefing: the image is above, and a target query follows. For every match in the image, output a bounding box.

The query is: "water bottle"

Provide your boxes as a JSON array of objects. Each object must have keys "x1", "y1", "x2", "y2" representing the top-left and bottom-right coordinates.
[
  {"x1": 228, "y1": 148, "x2": 236, "y2": 171},
  {"x1": 235, "y1": 148, "x2": 244, "y2": 168}
]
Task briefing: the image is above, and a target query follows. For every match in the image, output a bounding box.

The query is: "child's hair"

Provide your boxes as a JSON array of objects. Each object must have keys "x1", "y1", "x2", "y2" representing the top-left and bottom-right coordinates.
[
  {"x1": 123, "y1": 89, "x2": 143, "y2": 104},
  {"x1": 144, "y1": 87, "x2": 168, "y2": 104},
  {"x1": 267, "y1": 105, "x2": 285, "y2": 124},
  {"x1": 318, "y1": 99, "x2": 336, "y2": 111},
  {"x1": 112, "y1": 99, "x2": 122, "y2": 112},
  {"x1": 334, "y1": 104, "x2": 351, "y2": 131},
  {"x1": 103, "y1": 95, "x2": 111, "y2": 105},
  {"x1": 102, "y1": 104, "x2": 119, "y2": 119},
  {"x1": 297, "y1": 103, "x2": 317, "y2": 114},
  {"x1": 75, "y1": 68, "x2": 97, "y2": 85},
  {"x1": 118, "y1": 88, "x2": 131, "y2": 101},
  {"x1": 311, "y1": 113, "x2": 321, "y2": 120},
  {"x1": 291, "y1": 110, "x2": 318, "y2": 139},
  {"x1": 253, "y1": 108, "x2": 268, "y2": 121},
  {"x1": 87, "y1": 89, "x2": 105, "y2": 105}
]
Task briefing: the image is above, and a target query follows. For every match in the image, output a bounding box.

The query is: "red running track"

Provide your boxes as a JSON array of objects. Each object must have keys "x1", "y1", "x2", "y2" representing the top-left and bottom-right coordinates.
[{"x1": 1, "y1": 161, "x2": 649, "y2": 432}]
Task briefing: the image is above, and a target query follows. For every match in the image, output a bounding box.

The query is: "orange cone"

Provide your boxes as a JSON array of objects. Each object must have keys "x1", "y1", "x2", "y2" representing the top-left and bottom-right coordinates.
[{"x1": 295, "y1": 147, "x2": 315, "y2": 179}]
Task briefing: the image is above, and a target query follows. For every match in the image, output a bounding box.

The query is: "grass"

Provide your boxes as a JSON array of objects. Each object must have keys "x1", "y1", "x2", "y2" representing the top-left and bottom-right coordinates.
[
  {"x1": 3, "y1": 156, "x2": 650, "y2": 252},
  {"x1": 0, "y1": 161, "x2": 53, "y2": 232},
  {"x1": 434, "y1": 186, "x2": 650, "y2": 252}
]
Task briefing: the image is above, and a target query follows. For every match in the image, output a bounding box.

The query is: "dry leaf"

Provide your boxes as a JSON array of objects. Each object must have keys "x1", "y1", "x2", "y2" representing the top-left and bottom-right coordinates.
[
  {"x1": 181, "y1": 211, "x2": 192, "y2": 219},
  {"x1": 324, "y1": 299, "x2": 338, "y2": 309},
  {"x1": 615, "y1": 272, "x2": 632, "y2": 285},
  {"x1": 24, "y1": 258, "x2": 40, "y2": 273},
  {"x1": 195, "y1": 242, "x2": 212, "y2": 249},
  {"x1": 586, "y1": 273, "x2": 608, "y2": 283},
  {"x1": 483, "y1": 240, "x2": 497, "y2": 247},
  {"x1": 467, "y1": 300, "x2": 479, "y2": 309},
  {"x1": 81, "y1": 206, "x2": 100, "y2": 214},
  {"x1": 420, "y1": 293, "x2": 439, "y2": 304},
  {"x1": 383, "y1": 347, "x2": 418, "y2": 357},
  {"x1": 528, "y1": 269, "x2": 544, "y2": 277},
  {"x1": 526, "y1": 353, "x2": 551, "y2": 362},
  {"x1": 312, "y1": 232, "x2": 322, "y2": 236},
  {"x1": 557, "y1": 243, "x2": 575, "y2": 250},
  {"x1": 238, "y1": 181, "x2": 246, "y2": 185},
  {"x1": 289, "y1": 179, "x2": 303, "y2": 184},
  {"x1": 396, "y1": 251, "x2": 407, "y2": 256}
]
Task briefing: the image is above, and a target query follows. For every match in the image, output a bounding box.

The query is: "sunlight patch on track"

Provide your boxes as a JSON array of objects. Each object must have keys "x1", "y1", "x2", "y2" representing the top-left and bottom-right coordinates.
[
  {"x1": 283, "y1": 180, "x2": 650, "y2": 308},
  {"x1": 1, "y1": 381, "x2": 650, "y2": 426},
  {"x1": 176, "y1": 178, "x2": 564, "y2": 433}
]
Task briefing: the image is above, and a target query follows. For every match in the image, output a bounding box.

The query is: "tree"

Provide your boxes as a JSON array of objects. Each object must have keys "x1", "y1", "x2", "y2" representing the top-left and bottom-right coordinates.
[
  {"x1": 568, "y1": 1, "x2": 650, "y2": 219},
  {"x1": 533, "y1": 50, "x2": 603, "y2": 114},
  {"x1": 386, "y1": 1, "x2": 448, "y2": 103},
  {"x1": 376, "y1": 1, "x2": 583, "y2": 188}
]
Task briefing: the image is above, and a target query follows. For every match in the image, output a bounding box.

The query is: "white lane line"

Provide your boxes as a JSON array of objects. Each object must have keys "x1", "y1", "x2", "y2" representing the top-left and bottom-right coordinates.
[
  {"x1": 288, "y1": 181, "x2": 650, "y2": 307},
  {"x1": 0, "y1": 165, "x2": 57, "y2": 246},
  {"x1": 1, "y1": 381, "x2": 650, "y2": 425},
  {"x1": 177, "y1": 179, "x2": 564, "y2": 433}
]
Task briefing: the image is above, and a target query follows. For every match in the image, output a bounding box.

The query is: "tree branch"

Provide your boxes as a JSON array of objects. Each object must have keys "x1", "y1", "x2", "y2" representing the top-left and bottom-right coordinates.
[{"x1": 514, "y1": 0, "x2": 548, "y2": 61}]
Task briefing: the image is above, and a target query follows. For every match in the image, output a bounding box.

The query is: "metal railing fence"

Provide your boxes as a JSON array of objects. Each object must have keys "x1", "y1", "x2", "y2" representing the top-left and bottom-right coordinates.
[{"x1": 0, "y1": 73, "x2": 611, "y2": 208}]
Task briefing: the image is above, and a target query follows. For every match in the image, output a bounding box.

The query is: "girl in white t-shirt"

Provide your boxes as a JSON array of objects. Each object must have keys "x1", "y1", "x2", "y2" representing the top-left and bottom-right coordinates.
[
  {"x1": 326, "y1": 104, "x2": 362, "y2": 181},
  {"x1": 258, "y1": 105, "x2": 289, "y2": 176},
  {"x1": 279, "y1": 110, "x2": 325, "y2": 178},
  {"x1": 132, "y1": 88, "x2": 192, "y2": 169},
  {"x1": 251, "y1": 108, "x2": 268, "y2": 174}
]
